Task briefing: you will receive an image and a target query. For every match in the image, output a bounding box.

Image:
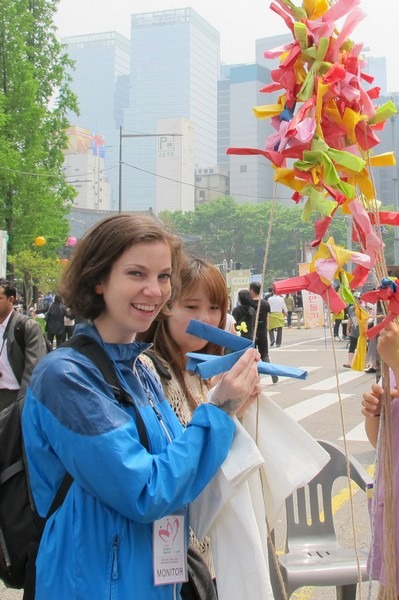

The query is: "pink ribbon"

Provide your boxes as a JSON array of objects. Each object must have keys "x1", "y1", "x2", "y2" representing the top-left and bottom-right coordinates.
[{"x1": 274, "y1": 272, "x2": 346, "y2": 313}]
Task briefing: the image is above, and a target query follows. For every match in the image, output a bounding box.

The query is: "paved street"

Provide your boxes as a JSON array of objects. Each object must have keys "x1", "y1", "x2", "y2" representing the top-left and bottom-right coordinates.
[{"x1": 1, "y1": 326, "x2": 379, "y2": 598}]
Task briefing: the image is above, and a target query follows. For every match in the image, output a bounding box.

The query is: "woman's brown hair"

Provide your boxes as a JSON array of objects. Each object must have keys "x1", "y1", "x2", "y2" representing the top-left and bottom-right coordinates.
[
  {"x1": 59, "y1": 213, "x2": 183, "y2": 320},
  {"x1": 138, "y1": 256, "x2": 228, "y2": 408}
]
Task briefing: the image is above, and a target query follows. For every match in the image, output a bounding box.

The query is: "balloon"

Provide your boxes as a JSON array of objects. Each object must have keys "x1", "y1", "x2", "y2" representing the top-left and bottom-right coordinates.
[
  {"x1": 34, "y1": 236, "x2": 46, "y2": 247},
  {"x1": 66, "y1": 236, "x2": 77, "y2": 247}
]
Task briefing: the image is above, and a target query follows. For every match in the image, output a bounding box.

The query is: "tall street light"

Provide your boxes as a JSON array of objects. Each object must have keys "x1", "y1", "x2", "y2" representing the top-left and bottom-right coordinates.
[{"x1": 118, "y1": 127, "x2": 182, "y2": 213}]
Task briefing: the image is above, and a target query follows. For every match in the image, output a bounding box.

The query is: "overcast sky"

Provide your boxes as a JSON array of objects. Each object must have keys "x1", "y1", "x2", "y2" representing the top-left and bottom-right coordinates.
[{"x1": 54, "y1": 0, "x2": 399, "y2": 93}]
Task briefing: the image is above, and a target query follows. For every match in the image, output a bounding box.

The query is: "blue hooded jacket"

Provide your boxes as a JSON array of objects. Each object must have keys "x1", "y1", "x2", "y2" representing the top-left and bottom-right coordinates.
[{"x1": 22, "y1": 324, "x2": 235, "y2": 599}]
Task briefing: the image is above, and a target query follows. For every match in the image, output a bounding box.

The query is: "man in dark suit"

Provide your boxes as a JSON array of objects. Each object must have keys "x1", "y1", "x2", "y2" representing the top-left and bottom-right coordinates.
[{"x1": 0, "y1": 279, "x2": 47, "y2": 411}]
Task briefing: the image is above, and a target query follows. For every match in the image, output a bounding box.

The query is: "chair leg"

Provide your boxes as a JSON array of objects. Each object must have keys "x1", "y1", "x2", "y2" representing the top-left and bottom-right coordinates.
[{"x1": 337, "y1": 584, "x2": 357, "y2": 600}]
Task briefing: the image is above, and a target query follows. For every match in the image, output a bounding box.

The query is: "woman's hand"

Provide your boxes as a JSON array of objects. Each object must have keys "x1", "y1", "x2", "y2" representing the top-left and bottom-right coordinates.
[
  {"x1": 361, "y1": 383, "x2": 383, "y2": 418},
  {"x1": 209, "y1": 348, "x2": 261, "y2": 417},
  {"x1": 235, "y1": 384, "x2": 262, "y2": 419},
  {"x1": 362, "y1": 382, "x2": 399, "y2": 447}
]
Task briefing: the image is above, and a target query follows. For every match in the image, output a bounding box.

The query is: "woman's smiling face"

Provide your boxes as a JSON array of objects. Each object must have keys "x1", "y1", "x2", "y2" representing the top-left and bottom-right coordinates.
[
  {"x1": 94, "y1": 241, "x2": 173, "y2": 343},
  {"x1": 166, "y1": 284, "x2": 223, "y2": 355}
]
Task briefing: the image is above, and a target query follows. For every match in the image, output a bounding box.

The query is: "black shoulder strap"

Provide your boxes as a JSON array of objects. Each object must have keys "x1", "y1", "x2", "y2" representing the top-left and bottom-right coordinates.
[
  {"x1": 63, "y1": 335, "x2": 150, "y2": 450},
  {"x1": 64, "y1": 335, "x2": 124, "y2": 402},
  {"x1": 46, "y1": 472, "x2": 74, "y2": 520},
  {"x1": 46, "y1": 335, "x2": 151, "y2": 521},
  {"x1": 142, "y1": 349, "x2": 172, "y2": 381}
]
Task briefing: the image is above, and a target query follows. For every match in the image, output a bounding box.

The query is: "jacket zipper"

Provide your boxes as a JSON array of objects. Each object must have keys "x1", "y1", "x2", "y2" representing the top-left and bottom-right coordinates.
[{"x1": 111, "y1": 535, "x2": 119, "y2": 580}]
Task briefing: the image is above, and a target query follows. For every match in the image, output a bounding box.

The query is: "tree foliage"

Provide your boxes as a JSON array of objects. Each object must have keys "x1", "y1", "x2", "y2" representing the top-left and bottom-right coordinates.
[
  {"x1": 160, "y1": 197, "x2": 369, "y2": 283},
  {"x1": 8, "y1": 249, "x2": 66, "y2": 308},
  {"x1": 0, "y1": 0, "x2": 78, "y2": 257}
]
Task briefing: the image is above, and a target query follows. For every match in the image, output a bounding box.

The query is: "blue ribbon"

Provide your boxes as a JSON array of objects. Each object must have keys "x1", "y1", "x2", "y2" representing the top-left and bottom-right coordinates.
[
  {"x1": 185, "y1": 320, "x2": 308, "y2": 380},
  {"x1": 379, "y1": 277, "x2": 397, "y2": 293},
  {"x1": 280, "y1": 105, "x2": 295, "y2": 122}
]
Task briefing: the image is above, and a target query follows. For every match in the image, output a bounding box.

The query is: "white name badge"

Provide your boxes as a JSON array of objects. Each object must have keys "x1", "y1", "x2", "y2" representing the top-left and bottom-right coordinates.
[{"x1": 153, "y1": 514, "x2": 187, "y2": 586}]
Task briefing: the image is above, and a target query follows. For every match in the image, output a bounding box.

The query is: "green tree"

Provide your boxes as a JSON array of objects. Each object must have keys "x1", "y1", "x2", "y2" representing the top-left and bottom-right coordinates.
[
  {"x1": 161, "y1": 199, "x2": 312, "y2": 277},
  {"x1": 159, "y1": 197, "x2": 383, "y2": 281},
  {"x1": 8, "y1": 249, "x2": 66, "y2": 308},
  {"x1": 0, "y1": 0, "x2": 78, "y2": 257}
]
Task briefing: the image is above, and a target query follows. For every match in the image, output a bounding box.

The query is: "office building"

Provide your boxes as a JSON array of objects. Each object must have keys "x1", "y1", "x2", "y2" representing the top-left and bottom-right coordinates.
[
  {"x1": 219, "y1": 62, "x2": 292, "y2": 205},
  {"x1": 63, "y1": 32, "x2": 130, "y2": 210},
  {"x1": 229, "y1": 64, "x2": 283, "y2": 204},
  {"x1": 217, "y1": 63, "x2": 242, "y2": 170},
  {"x1": 155, "y1": 117, "x2": 195, "y2": 213},
  {"x1": 63, "y1": 126, "x2": 111, "y2": 210},
  {"x1": 195, "y1": 166, "x2": 229, "y2": 205},
  {"x1": 122, "y1": 8, "x2": 220, "y2": 213},
  {"x1": 256, "y1": 33, "x2": 292, "y2": 70}
]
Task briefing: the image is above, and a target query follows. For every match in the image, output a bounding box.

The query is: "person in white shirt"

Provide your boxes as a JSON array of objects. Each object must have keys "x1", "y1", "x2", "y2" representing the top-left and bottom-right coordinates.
[
  {"x1": 0, "y1": 279, "x2": 47, "y2": 410},
  {"x1": 224, "y1": 311, "x2": 237, "y2": 335},
  {"x1": 267, "y1": 292, "x2": 288, "y2": 347}
]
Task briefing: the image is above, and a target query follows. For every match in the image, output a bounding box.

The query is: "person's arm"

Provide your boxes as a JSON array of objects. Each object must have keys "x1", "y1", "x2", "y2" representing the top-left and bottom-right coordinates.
[
  {"x1": 208, "y1": 347, "x2": 261, "y2": 415},
  {"x1": 24, "y1": 347, "x2": 260, "y2": 522},
  {"x1": 377, "y1": 322, "x2": 399, "y2": 382},
  {"x1": 362, "y1": 322, "x2": 399, "y2": 447},
  {"x1": 228, "y1": 315, "x2": 237, "y2": 335},
  {"x1": 362, "y1": 384, "x2": 384, "y2": 447},
  {"x1": 347, "y1": 316, "x2": 352, "y2": 336}
]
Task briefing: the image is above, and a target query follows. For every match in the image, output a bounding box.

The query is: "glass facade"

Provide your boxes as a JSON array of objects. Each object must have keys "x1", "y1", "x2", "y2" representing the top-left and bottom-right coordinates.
[
  {"x1": 122, "y1": 8, "x2": 220, "y2": 212},
  {"x1": 64, "y1": 32, "x2": 130, "y2": 210}
]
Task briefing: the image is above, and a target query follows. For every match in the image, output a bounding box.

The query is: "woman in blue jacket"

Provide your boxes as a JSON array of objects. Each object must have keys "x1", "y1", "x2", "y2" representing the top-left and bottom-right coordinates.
[{"x1": 22, "y1": 213, "x2": 260, "y2": 600}]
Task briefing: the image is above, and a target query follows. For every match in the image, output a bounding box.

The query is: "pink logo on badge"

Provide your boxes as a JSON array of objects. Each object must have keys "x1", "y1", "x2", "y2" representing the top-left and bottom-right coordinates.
[{"x1": 158, "y1": 517, "x2": 179, "y2": 543}]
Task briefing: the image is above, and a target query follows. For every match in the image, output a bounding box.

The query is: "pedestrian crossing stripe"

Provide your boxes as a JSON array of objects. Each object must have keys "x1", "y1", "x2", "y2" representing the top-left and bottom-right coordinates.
[{"x1": 261, "y1": 366, "x2": 370, "y2": 441}]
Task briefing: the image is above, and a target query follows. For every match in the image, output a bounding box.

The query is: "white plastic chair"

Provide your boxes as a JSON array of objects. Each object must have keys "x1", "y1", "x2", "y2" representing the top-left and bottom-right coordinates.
[{"x1": 269, "y1": 439, "x2": 373, "y2": 600}]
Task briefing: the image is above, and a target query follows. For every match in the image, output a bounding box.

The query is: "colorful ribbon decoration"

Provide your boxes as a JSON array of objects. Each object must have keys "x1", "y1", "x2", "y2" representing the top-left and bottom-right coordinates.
[
  {"x1": 362, "y1": 278, "x2": 399, "y2": 339},
  {"x1": 274, "y1": 272, "x2": 346, "y2": 313},
  {"x1": 185, "y1": 320, "x2": 308, "y2": 380},
  {"x1": 226, "y1": 0, "x2": 398, "y2": 334}
]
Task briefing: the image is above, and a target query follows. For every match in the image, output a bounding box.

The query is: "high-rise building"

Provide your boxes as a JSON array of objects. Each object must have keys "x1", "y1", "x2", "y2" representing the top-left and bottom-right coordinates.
[
  {"x1": 63, "y1": 126, "x2": 111, "y2": 211},
  {"x1": 63, "y1": 32, "x2": 130, "y2": 210},
  {"x1": 122, "y1": 8, "x2": 220, "y2": 213},
  {"x1": 228, "y1": 64, "x2": 280, "y2": 204},
  {"x1": 217, "y1": 63, "x2": 243, "y2": 172},
  {"x1": 364, "y1": 56, "x2": 387, "y2": 96},
  {"x1": 256, "y1": 34, "x2": 292, "y2": 70},
  {"x1": 155, "y1": 117, "x2": 195, "y2": 213}
]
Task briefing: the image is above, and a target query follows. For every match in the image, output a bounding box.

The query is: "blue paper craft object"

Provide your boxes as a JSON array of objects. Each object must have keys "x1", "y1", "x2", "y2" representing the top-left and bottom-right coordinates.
[{"x1": 185, "y1": 320, "x2": 307, "y2": 380}]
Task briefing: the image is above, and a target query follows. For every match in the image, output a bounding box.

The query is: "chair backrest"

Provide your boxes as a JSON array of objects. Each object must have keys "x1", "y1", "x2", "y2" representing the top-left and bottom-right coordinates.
[{"x1": 285, "y1": 439, "x2": 373, "y2": 553}]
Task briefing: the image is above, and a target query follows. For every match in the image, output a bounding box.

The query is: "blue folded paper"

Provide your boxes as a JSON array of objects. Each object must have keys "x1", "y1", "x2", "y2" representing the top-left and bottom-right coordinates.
[{"x1": 185, "y1": 319, "x2": 308, "y2": 380}]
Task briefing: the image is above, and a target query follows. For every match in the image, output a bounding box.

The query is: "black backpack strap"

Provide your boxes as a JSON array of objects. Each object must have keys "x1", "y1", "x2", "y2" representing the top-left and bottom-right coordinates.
[
  {"x1": 63, "y1": 335, "x2": 124, "y2": 402},
  {"x1": 142, "y1": 349, "x2": 172, "y2": 381},
  {"x1": 63, "y1": 335, "x2": 150, "y2": 451},
  {"x1": 46, "y1": 473, "x2": 74, "y2": 520}
]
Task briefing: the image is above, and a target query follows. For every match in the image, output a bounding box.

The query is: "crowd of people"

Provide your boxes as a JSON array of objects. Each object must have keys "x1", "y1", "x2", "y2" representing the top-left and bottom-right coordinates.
[{"x1": 0, "y1": 213, "x2": 396, "y2": 599}]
